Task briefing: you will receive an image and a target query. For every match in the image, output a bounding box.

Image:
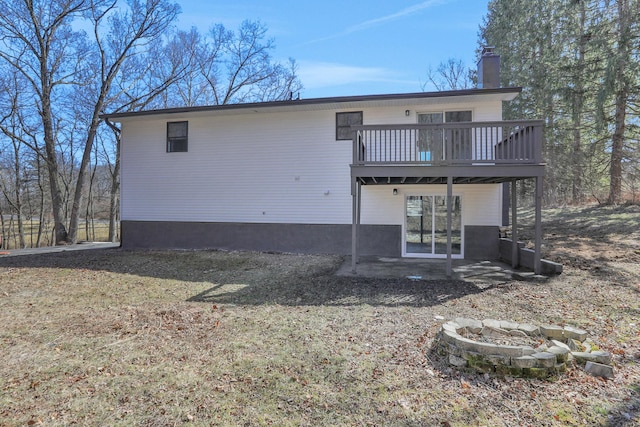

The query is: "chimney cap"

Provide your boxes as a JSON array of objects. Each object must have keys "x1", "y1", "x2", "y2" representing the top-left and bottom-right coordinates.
[{"x1": 481, "y1": 46, "x2": 496, "y2": 56}]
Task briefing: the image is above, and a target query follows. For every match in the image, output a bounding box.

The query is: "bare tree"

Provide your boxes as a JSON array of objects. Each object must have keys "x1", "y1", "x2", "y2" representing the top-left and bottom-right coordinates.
[
  {"x1": 0, "y1": 0, "x2": 96, "y2": 244},
  {"x1": 198, "y1": 20, "x2": 303, "y2": 106},
  {"x1": 423, "y1": 58, "x2": 474, "y2": 91},
  {"x1": 1, "y1": 4, "x2": 304, "y2": 247},
  {"x1": 604, "y1": 0, "x2": 638, "y2": 204},
  {"x1": 67, "y1": 0, "x2": 181, "y2": 243}
]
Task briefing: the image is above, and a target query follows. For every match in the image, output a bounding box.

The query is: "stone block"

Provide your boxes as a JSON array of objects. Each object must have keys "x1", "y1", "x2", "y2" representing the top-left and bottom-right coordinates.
[
  {"x1": 496, "y1": 365, "x2": 523, "y2": 377},
  {"x1": 550, "y1": 340, "x2": 571, "y2": 351},
  {"x1": 547, "y1": 346, "x2": 570, "y2": 362},
  {"x1": 540, "y1": 325, "x2": 564, "y2": 340},
  {"x1": 533, "y1": 352, "x2": 557, "y2": 368},
  {"x1": 468, "y1": 358, "x2": 495, "y2": 374},
  {"x1": 509, "y1": 329, "x2": 528, "y2": 338},
  {"x1": 455, "y1": 318, "x2": 483, "y2": 334},
  {"x1": 517, "y1": 323, "x2": 540, "y2": 336},
  {"x1": 482, "y1": 319, "x2": 502, "y2": 329},
  {"x1": 435, "y1": 345, "x2": 449, "y2": 357},
  {"x1": 513, "y1": 355, "x2": 538, "y2": 368},
  {"x1": 494, "y1": 345, "x2": 531, "y2": 358},
  {"x1": 568, "y1": 339, "x2": 585, "y2": 352},
  {"x1": 571, "y1": 352, "x2": 597, "y2": 364},
  {"x1": 523, "y1": 367, "x2": 550, "y2": 379},
  {"x1": 583, "y1": 338, "x2": 598, "y2": 352},
  {"x1": 563, "y1": 326, "x2": 588, "y2": 341},
  {"x1": 453, "y1": 336, "x2": 482, "y2": 353},
  {"x1": 500, "y1": 320, "x2": 520, "y2": 330},
  {"x1": 440, "y1": 330, "x2": 460, "y2": 344},
  {"x1": 486, "y1": 354, "x2": 510, "y2": 366},
  {"x1": 522, "y1": 346, "x2": 536, "y2": 356},
  {"x1": 591, "y1": 351, "x2": 612, "y2": 365},
  {"x1": 472, "y1": 341, "x2": 500, "y2": 355},
  {"x1": 461, "y1": 350, "x2": 481, "y2": 361},
  {"x1": 585, "y1": 361, "x2": 614, "y2": 379},
  {"x1": 449, "y1": 354, "x2": 468, "y2": 367},
  {"x1": 445, "y1": 343, "x2": 463, "y2": 357},
  {"x1": 442, "y1": 322, "x2": 459, "y2": 333},
  {"x1": 481, "y1": 326, "x2": 510, "y2": 338},
  {"x1": 554, "y1": 362, "x2": 568, "y2": 374}
]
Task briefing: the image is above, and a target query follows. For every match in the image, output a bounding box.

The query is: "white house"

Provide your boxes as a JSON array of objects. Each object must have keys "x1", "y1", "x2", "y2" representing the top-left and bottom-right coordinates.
[{"x1": 103, "y1": 51, "x2": 548, "y2": 275}]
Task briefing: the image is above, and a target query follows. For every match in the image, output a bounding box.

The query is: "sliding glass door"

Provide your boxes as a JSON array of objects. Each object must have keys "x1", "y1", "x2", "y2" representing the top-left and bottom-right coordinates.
[{"x1": 404, "y1": 195, "x2": 462, "y2": 257}]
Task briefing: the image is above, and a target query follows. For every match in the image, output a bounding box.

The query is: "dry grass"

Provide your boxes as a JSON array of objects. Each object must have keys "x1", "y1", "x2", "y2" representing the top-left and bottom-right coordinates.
[
  {"x1": 1, "y1": 205, "x2": 639, "y2": 426},
  {"x1": 1, "y1": 220, "x2": 113, "y2": 250}
]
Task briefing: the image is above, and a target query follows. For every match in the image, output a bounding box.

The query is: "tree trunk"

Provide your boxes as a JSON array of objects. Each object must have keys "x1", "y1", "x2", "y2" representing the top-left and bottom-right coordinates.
[
  {"x1": 108, "y1": 159, "x2": 121, "y2": 243},
  {"x1": 106, "y1": 121, "x2": 121, "y2": 243},
  {"x1": 608, "y1": 91, "x2": 626, "y2": 204},
  {"x1": 67, "y1": 116, "x2": 100, "y2": 244},
  {"x1": 41, "y1": 84, "x2": 68, "y2": 244},
  {"x1": 607, "y1": 0, "x2": 630, "y2": 205},
  {"x1": 572, "y1": 2, "x2": 586, "y2": 204}
]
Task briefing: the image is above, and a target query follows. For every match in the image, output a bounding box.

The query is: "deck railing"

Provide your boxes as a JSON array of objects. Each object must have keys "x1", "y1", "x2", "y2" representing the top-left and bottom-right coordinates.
[{"x1": 352, "y1": 120, "x2": 543, "y2": 166}]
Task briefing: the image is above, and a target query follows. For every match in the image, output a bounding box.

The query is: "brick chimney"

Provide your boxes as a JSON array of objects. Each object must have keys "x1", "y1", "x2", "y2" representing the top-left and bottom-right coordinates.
[{"x1": 477, "y1": 47, "x2": 500, "y2": 89}]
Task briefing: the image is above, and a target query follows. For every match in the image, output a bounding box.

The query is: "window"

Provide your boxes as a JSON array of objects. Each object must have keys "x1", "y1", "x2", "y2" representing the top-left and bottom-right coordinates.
[
  {"x1": 167, "y1": 121, "x2": 188, "y2": 152},
  {"x1": 336, "y1": 111, "x2": 363, "y2": 140}
]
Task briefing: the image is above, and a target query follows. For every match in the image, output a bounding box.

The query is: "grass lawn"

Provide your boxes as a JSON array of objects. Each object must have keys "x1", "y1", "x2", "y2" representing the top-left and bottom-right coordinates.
[
  {"x1": 1, "y1": 220, "x2": 113, "y2": 250},
  {"x1": 0, "y1": 204, "x2": 639, "y2": 426}
]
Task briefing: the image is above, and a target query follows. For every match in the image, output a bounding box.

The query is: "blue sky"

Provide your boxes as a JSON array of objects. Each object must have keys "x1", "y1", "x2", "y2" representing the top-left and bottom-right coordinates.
[{"x1": 176, "y1": 0, "x2": 490, "y2": 99}]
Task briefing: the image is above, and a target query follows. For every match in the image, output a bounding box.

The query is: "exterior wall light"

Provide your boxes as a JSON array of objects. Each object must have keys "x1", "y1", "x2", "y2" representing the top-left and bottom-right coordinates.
[
  {"x1": 405, "y1": 110, "x2": 411, "y2": 116},
  {"x1": 393, "y1": 188, "x2": 398, "y2": 195}
]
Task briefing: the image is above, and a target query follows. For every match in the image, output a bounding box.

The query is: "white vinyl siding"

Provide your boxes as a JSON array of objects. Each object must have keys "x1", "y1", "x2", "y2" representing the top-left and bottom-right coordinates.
[
  {"x1": 120, "y1": 98, "x2": 505, "y2": 225},
  {"x1": 360, "y1": 184, "x2": 501, "y2": 226},
  {"x1": 122, "y1": 110, "x2": 352, "y2": 223}
]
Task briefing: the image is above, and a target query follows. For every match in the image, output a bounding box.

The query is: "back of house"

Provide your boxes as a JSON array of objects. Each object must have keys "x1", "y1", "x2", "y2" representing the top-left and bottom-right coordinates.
[{"x1": 104, "y1": 51, "x2": 547, "y2": 272}]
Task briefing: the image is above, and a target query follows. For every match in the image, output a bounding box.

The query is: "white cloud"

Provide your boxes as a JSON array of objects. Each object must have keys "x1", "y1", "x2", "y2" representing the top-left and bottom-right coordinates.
[
  {"x1": 345, "y1": 0, "x2": 448, "y2": 34},
  {"x1": 307, "y1": 0, "x2": 449, "y2": 44}
]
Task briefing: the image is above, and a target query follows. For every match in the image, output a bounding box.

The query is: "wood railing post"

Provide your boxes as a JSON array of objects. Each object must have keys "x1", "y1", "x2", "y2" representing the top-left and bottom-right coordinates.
[{"x1": 352, "y1": 131, "x2": 358, "y2": 164}]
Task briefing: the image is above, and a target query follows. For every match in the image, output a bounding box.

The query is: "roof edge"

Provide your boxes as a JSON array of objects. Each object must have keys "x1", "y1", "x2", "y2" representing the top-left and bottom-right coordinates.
[{"x1": 100, "y1": 87, "x2": 522, "y2": 120}]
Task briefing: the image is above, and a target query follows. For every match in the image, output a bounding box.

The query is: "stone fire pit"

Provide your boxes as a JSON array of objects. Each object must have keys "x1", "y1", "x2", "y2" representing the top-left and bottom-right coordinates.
[{"x1": 433, "y1": 318, "x2": 614, "y2": 379}]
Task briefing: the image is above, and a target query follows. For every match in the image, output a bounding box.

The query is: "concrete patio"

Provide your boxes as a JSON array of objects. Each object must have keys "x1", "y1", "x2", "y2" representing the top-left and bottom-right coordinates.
[{"x1": 337, "y1": 256, "x2": 547, "y2": 285}]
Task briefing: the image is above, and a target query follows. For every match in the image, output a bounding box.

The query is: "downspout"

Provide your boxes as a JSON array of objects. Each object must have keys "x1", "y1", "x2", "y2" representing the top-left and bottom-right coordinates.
[{"x1": 351, "y1": 178, "x2": 358, "y2": 274}]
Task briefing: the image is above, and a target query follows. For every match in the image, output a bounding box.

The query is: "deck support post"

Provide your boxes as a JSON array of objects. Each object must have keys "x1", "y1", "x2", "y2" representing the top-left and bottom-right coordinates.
[
  {"x1": 511, "y1": 179, "x2": 519, "y2": 268},
  {"x1": 446, "y1": 175, "x2": 453, "y2": 278},
  {"x1": 534, "y1": 175, "x2": 543, "y2": 274},
  {"x1": 351, "y1": 179, "x2": 361, "y2": 274}
]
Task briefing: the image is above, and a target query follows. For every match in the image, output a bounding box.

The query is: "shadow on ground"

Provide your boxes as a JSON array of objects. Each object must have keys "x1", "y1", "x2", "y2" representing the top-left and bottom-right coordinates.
[
  {"x1": 0, "y1": 247, "x2": 510, "y2": 308},
  {"x1": 185, "y1": 274, "x2": 500, "y2": 307}
]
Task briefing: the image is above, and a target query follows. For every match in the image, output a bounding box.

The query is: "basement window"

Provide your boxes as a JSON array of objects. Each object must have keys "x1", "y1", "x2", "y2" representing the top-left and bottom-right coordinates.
[
  {"x1": 167, "y1": 121, "x2": 188, "y2": 152},
  {"x1": 336, "y1": 111, "x2": 363, "y2": 140}
]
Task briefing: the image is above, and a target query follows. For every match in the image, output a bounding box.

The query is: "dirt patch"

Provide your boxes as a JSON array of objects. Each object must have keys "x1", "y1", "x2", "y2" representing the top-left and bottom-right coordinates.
[{"x1": 0, "y1": 205, "x2": 639, "y2": 426}]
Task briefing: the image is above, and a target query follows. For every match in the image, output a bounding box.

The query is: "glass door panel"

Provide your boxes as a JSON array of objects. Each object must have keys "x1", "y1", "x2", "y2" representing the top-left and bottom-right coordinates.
[
  {"x1": 405, "y1": 195, "x2": 462, "y2": 257},
  {"x1": 405, "y1": 196, "x2": 432, "y2": 254},
  {"x1": 433, "y1": 196, "x2": 461, "y2": 255}
]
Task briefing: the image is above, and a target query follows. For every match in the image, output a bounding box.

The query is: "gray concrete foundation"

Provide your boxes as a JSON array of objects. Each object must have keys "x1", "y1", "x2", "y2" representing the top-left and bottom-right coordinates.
[{"x1": 122, "y1": 221, "x2": 401, "y2": 256}]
